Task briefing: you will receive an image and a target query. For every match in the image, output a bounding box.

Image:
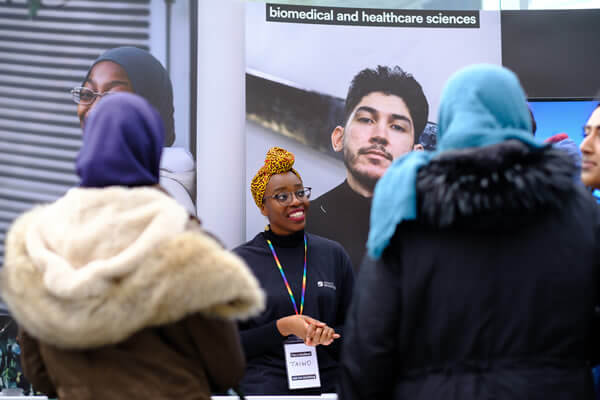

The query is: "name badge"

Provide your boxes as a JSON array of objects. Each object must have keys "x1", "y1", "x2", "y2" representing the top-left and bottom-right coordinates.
[{"x1": 283, "y1": 336, "x2": 321, "y2": 390}]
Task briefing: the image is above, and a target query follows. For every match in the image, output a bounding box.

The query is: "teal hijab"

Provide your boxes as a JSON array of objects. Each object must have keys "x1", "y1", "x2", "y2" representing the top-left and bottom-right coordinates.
[{"x1": 367, "y1": 64, "x2": 543, "y2": 259}]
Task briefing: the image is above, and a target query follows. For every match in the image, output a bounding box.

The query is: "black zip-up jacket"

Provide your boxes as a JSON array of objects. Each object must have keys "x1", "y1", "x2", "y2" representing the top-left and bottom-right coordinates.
[{"x1": 235, "y1": 230, "x2": 353, "y2": 395}]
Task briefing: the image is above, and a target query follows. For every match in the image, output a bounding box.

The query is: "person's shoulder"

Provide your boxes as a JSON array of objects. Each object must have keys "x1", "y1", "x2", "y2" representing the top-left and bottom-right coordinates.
[
  {"x1": 160, "y1": 147, "x2": 195, "y2": 172},
  {"x1": 159, "y1": 177, "x2": 195, "y2": 215},
  {"x1": 314, "y1": 182, "x2": 346, "y2": 200},
  {"x1": 159, "y1": 147, "x2": 196, "y2": 215},
  {"x1": 233, "y1": 232, "x2": 266, "y2": 255},
  {"x1": 309, "y1": 182, "x2": 347, "y2": 218}
]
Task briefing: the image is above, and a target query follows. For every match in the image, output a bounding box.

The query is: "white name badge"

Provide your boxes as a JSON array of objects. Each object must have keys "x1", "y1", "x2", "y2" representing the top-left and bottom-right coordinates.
[{"x1": 283, "y1": 336, "x2": 321, "y2": 390}]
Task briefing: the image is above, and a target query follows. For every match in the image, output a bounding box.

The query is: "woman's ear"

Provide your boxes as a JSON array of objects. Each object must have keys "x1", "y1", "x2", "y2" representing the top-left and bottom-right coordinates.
[{"x1": 260, "y1": 203, "x2": 269, "y2": 217}]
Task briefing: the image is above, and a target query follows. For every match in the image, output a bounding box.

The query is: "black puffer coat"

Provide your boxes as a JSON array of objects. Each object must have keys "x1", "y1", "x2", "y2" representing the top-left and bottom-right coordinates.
[{"x1": 339, "y1": 141, "x2": 600, "y2": 400}]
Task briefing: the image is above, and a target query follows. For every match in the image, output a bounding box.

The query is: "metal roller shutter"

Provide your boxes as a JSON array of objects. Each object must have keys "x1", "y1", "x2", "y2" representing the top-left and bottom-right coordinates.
[{"x1": 0, "y1": 0, "x2": 150, "y2": 302}]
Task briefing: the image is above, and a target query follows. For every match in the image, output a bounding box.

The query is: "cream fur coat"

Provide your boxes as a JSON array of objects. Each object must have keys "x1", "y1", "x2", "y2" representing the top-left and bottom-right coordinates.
[{"x1": 0, "y1": 187, "x2": 264, "y2": 349}]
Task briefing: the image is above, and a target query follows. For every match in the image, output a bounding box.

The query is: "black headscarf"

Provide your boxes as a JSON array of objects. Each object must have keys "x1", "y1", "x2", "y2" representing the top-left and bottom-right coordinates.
[{"x1": 85, "y1": 46, "x2": 175, "y2": 146}]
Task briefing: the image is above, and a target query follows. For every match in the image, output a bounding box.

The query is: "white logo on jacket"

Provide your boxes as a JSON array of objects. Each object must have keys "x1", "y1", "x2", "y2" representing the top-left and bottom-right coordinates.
[{"x1": 317, "y1": 281, "x2": 336, "y2": 290}]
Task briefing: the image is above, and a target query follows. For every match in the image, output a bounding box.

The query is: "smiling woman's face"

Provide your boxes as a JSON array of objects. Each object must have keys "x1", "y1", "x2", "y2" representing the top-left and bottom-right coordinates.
[
  {"x1": 77, "y1": 61, "x2": 134, "y2": 127},
  {"x1": 261, "y1": 171, "x2": 309, "y2": 236}
]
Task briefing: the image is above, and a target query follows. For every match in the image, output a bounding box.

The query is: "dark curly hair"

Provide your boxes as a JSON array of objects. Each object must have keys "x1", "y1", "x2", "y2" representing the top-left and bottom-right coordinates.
[{"x1": 343, "y1": 65, "x2": 429, "y2": 144}]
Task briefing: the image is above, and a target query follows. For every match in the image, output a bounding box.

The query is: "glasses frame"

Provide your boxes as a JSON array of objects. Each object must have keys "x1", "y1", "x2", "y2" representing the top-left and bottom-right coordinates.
[
  {"x1": 263, "y1": 187, "x2": 312, "y2": 205},
  {"x1": 70, "y1": 86, "x2": 113, "y2": 105}
]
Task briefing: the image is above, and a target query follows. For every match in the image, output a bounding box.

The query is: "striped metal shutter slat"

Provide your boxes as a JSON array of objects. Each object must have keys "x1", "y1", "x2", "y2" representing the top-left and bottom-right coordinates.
[{"x1": 0, "y1": 0, "x2": 151, "y2": 275}]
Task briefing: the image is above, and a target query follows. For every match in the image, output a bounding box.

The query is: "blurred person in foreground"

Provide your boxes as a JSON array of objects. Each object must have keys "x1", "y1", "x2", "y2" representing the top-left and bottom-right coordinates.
[
  {"x1": 0, "y1": 93, "x2": 264, "y2": 400},
  {"x1": 339, "y1": 64, "x2": 600, "y2": 400},
  {"x1": 71, "y1": 46, "x2": 196, "y2": 215},
  {"x1": 580, "y1": 103, "x2": 600, "y2": 396}
]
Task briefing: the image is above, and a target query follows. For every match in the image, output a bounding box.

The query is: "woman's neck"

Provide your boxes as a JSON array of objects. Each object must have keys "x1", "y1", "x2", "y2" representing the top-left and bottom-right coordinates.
[{"x1": 263, "y1": 226, "x2": 304, "y2": 248}]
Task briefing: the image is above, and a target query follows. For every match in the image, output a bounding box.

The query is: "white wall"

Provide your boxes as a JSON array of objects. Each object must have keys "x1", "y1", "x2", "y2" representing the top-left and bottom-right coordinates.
[
  {"x1": 149, "y1": 0, "x2": 166, "y2": 65},
  {"x1": 170, "y1": 0, "x2": 191, "y2": 151},
  {"x1": 150, "y1": 0, "x2": 190, "y2": 151},
  {"x1": 196, "y1": 0, "x2": 247, "y2": 249}
]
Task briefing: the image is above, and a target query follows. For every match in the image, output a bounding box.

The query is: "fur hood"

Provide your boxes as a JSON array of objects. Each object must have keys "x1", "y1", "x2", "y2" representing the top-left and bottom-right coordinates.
[
  {"x1": 0, "y1": 187, "x2": 265, "y2": 349},
  {"x1": 416, "y1": 140, "x2": 577, "y2": 230}
]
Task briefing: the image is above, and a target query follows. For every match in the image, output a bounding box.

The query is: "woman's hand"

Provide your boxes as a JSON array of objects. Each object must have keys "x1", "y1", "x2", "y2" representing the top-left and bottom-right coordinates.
[
  {"x1": 276, "y1": 315, "x2": 340, "y2": 346},
  {"x1": 305, "y1": 323, "x2": 340, "y2": 346},
  {"x1": 276, "y1": 315, "x2": 322, "y2": 339}
]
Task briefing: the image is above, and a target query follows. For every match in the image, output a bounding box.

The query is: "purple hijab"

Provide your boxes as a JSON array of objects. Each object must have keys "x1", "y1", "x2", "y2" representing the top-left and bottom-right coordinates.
[{"x1": 76, "y1": 92, "x2": 164, "y2": 188}]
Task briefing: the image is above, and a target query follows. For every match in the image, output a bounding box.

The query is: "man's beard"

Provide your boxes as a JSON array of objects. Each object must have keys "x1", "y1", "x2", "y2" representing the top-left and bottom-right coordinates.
[{"x1": 343, "y1": 145, "x2": 393, "y2": 194}]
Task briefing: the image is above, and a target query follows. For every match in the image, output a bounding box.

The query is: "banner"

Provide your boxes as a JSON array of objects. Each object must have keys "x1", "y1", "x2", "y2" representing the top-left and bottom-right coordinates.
[{"x1": 245, "y1": 2, "x2": 501, "y2": 268}]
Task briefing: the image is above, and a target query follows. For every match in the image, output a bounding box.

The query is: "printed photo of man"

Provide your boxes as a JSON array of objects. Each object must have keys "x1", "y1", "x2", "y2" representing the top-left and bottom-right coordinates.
[{"x1": 308, "y1": 65, "x2": 429, "y2": 271}]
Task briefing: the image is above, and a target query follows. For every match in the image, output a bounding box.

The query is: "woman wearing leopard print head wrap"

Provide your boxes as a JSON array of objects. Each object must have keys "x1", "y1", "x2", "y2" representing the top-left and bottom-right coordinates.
[{"x1": 234, "y1": 147, "x2": 354, "y2": 396}]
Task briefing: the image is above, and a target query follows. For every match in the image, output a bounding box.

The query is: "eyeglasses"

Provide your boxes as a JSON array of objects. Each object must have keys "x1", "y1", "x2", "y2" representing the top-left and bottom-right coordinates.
[
  {"x1": 264, "y1": 187, "x2": 312, "y2": 205},
  {"x1": 70, "y1": 86, "x2": 114, "y2": 105}
]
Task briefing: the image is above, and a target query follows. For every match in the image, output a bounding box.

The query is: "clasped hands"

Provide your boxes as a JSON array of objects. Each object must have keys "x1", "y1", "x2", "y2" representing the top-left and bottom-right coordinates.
[{"x1": 277, "y1": 315, "x2": 340, "y2": 346}]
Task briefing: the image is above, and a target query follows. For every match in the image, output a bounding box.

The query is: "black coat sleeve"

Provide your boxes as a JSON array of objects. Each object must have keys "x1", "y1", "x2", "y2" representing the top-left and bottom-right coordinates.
[
  {"x1": 337, "y1": 253, "x2": 402, "y2": 400},
  {"x1": 239, "y1": 320, "x2": 283, "y2": 360}
]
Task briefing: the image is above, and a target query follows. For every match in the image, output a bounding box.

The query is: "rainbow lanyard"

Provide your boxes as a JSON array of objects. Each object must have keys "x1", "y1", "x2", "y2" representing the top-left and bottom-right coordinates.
[{"x1": 266, "y1": 235, "x2": 307, "y2": 315}]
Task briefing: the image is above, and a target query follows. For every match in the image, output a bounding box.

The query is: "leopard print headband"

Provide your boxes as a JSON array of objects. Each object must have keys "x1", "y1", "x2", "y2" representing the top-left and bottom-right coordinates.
[{"x1": 251, "y1": 147, "x2": 301, "y2": 208}]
